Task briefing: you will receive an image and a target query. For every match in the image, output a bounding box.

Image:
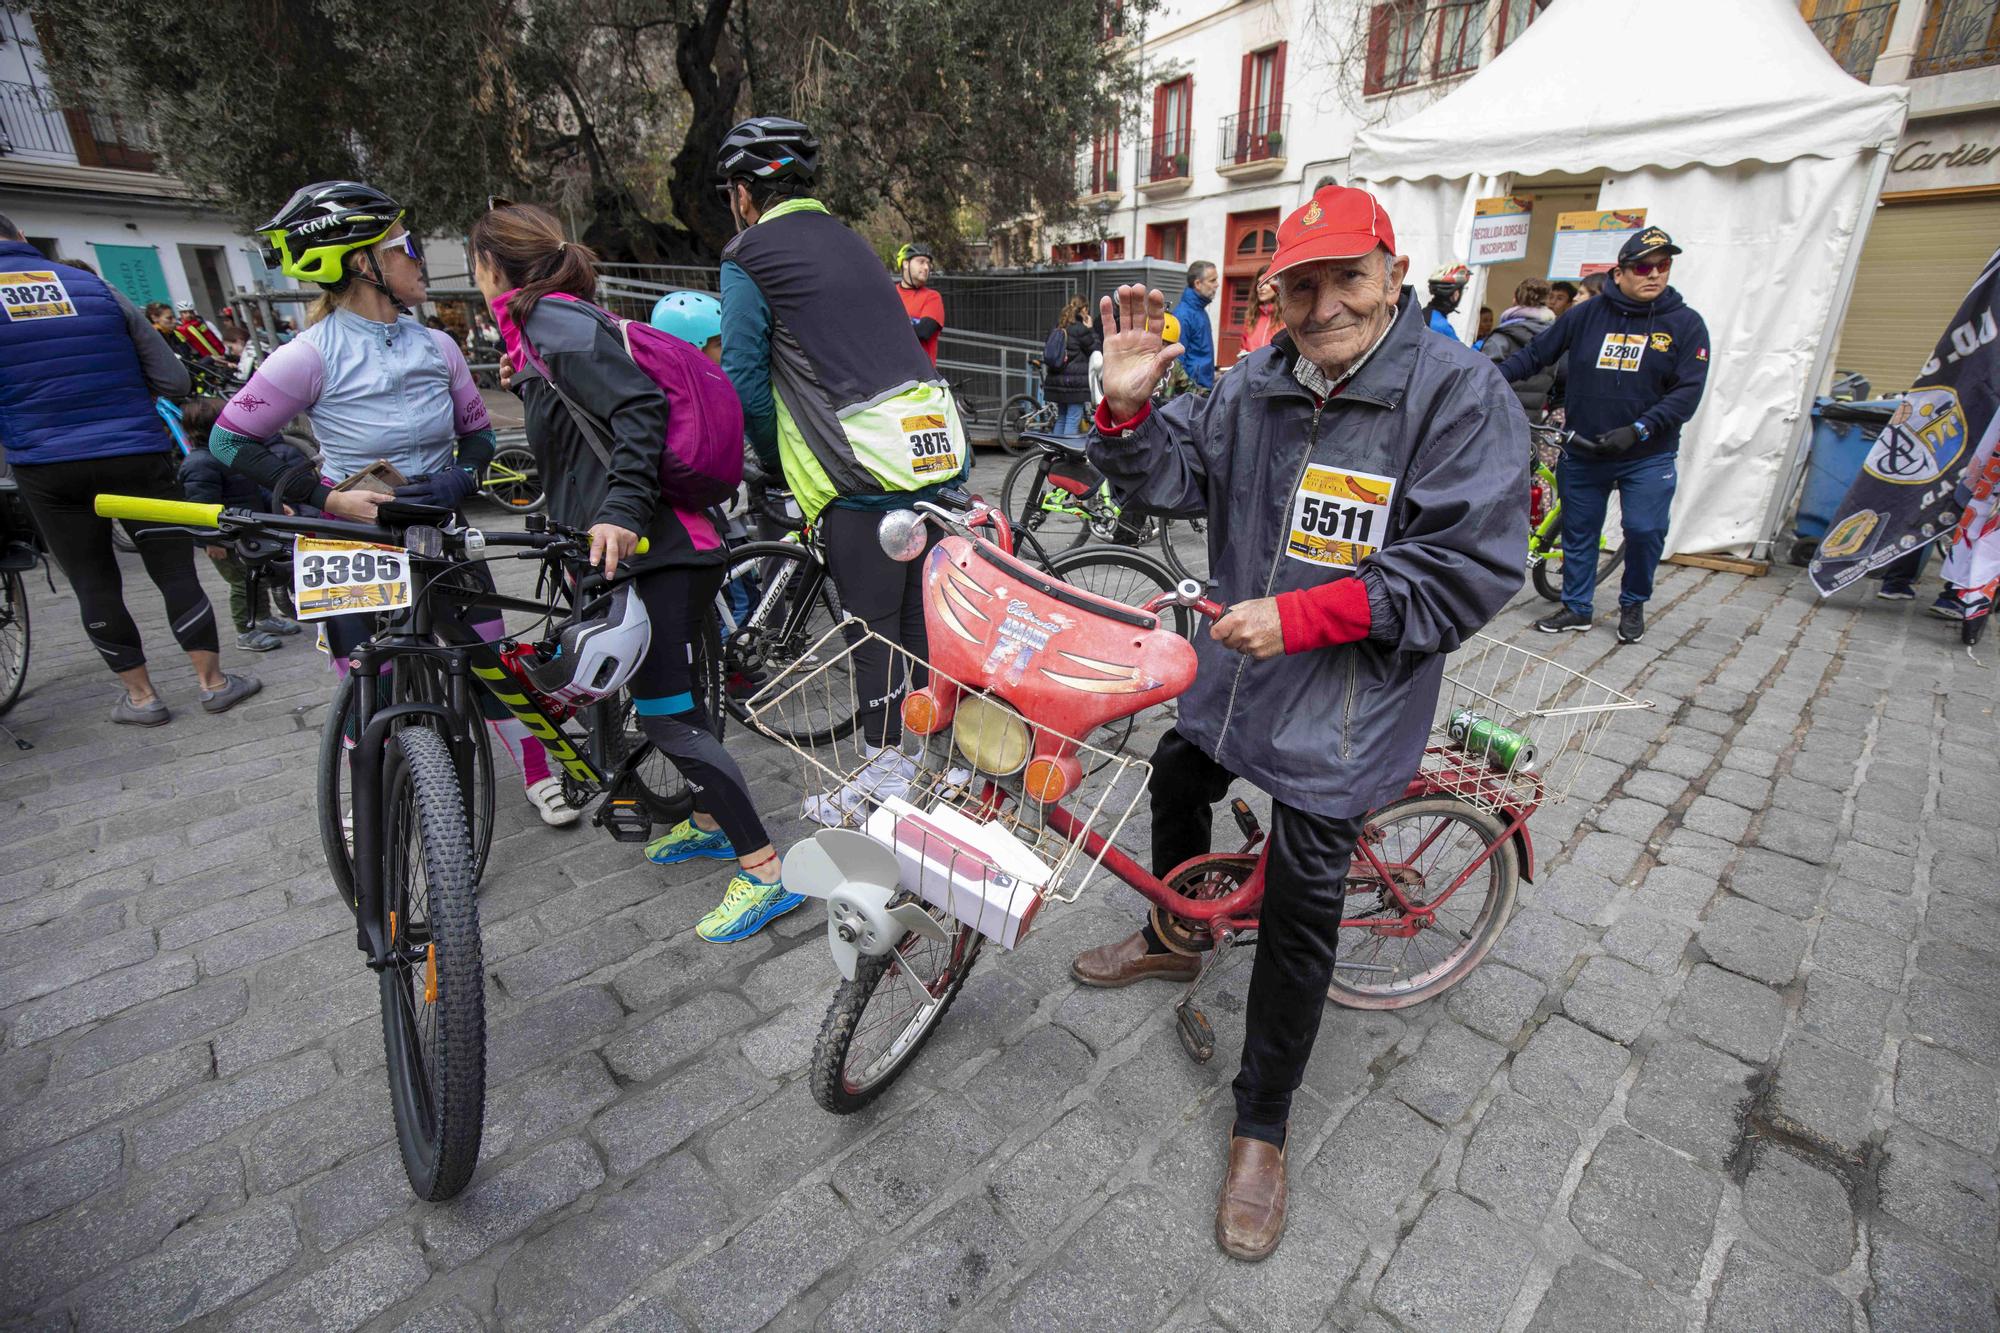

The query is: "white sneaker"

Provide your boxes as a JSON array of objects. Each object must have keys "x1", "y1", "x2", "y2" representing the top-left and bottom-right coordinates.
[
  {"x1": 525, "y1": 777, "x2": 583, "y2": 828},
  {"x1": 802, "y1": 744, "x2": 917, "y2": 827}
]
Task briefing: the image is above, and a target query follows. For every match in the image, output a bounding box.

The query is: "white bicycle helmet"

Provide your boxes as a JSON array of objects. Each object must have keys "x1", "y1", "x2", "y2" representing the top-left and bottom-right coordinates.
[{"x1": 521, "y1": 584, "x2": 653, "y2": 706}]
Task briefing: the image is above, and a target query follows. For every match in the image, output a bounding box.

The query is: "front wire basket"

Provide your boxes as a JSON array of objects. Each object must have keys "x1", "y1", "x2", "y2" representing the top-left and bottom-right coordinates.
[
  {"x1": 1424, "y1": 632, "x2": 1651, "y2": 815},
  {"x1": 745, "y1": 622, "x2": 1152, "y2": 948}
]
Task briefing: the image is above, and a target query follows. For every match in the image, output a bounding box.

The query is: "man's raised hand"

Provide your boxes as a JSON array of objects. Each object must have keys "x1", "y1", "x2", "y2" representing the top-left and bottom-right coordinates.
[{"x1": 1097, "y1": 285, "x2": 1185, "y2": 423}]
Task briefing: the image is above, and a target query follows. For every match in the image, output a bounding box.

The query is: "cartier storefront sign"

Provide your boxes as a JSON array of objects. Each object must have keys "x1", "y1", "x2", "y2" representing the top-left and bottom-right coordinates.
[{"x1": 1887, "y1": 111, "x2": 2000, "y2": 195}]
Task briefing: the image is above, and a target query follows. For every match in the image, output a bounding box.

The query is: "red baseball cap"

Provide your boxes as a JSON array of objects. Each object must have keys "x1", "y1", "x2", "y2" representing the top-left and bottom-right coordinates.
[{"x1": 1269, "y1": 185, "x2": 1397, "y2": 278}]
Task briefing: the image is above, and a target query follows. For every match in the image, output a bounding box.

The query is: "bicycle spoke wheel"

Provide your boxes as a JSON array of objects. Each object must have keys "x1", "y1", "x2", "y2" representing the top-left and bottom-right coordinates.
[
  {"x1": 480, "y1": 443, "x2": 545, "y2": 514},
  {"x1": 811, "y1": 903, "x2": 980, "y2": 1113},
  {"x1": 378, "y1": 726, "x2": 485, "y2": 1200},
  {"x1": 1328, "y1": 796, "x2": 1518, "y2": 1009},
  {"x1": 0, "y1": 569, "x2": 28, "y2": 715},
  {"x1": 724, "y1": 542, "x2": 857, "y2": 746},
  {"x1": 997, "y1": 394, "x2": 1041, "y2": 454},
  {"x1": 1044, "y1": 545, "x2": 1193, "y2": 764},
  {"x1": 1000, "y1": 453, "x2": 1094, "y2": 553}
]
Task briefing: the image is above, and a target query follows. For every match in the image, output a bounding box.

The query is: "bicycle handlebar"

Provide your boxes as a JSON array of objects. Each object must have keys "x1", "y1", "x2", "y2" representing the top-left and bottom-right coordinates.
[
  {"x1": 93, "y1": 494, "x2": 648, "y2": 558},
  {"x1": 95, "y1": 496, "x2": 224, "y2": 527},
  {"x1": 1143, "y1": 578, "x2": 1229, "y2": 622}
]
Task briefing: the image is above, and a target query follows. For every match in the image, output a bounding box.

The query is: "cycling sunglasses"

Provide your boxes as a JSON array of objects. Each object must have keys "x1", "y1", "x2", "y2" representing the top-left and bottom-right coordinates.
[{"x1": 1626, "y1": 258, "x2": 1672, "y2": 277}]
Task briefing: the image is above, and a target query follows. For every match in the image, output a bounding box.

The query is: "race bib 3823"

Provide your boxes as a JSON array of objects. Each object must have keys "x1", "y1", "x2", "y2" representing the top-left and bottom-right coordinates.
[
  {"x1": 1286, "y1": 464, "x2": 1395, "y2": 569},
  {"x1": 0, "y1": 272, "x2": 77, "y2": 322}
]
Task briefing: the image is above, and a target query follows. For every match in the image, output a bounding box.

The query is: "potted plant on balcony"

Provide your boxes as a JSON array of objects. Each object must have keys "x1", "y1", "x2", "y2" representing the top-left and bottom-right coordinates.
[
  {"x1": 1104, "y1": 170, "x2": 1118, "y2": 192},
  {"x1": 1172, "y1": 152, "x2": 1189, "y2": 176},
  {"x1": 1265, "y1": 130, "x2": 1284, "y2": 152}
]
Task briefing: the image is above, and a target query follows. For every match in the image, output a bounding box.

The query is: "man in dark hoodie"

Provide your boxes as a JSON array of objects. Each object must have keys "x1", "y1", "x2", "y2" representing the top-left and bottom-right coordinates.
[{"x1": 1498, "y1": 227, "x2": 1709, "y2": 644}]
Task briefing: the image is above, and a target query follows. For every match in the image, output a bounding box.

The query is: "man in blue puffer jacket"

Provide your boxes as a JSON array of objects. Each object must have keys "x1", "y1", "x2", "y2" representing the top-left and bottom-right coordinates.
[
  {"x1": 0, "y1": 213, "x2": 259, "y2": 724},
  {"x1": 1498, "y1": 227, "x2": 1710, "y2": 645}
]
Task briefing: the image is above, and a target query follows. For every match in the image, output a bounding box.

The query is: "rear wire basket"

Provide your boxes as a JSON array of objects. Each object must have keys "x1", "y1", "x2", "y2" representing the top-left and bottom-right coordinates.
[
  {"x1": 746, "y1": 623, "x2": 1152, "y2": 948},
  {"x1": 1425, "y1": 633, "x2": 1652, "y2": 815}
]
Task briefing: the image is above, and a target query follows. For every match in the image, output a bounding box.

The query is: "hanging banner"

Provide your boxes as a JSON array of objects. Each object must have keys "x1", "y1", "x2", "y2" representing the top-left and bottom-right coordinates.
[
  {"x1": 1468, "y1": 196, "x2": 1533, "y2": 266},
  {"x1": 1548, "y1": 209, "x2": 1645, "y2": 281},
  {"x1": 1810, "y1": 248, "x2": 2000, "y2": 596}
]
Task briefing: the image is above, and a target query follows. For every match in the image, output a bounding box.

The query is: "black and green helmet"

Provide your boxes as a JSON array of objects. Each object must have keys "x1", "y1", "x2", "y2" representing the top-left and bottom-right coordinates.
[{"x1": 257, "y1": 181, "x2": 405, "y2": 286}]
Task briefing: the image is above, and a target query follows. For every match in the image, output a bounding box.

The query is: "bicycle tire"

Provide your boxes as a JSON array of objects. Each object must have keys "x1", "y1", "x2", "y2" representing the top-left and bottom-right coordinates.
[
  {"x1": 999, "y1": 452, "x2": 1092, "y2": 555},
  {"x1": 720, "y1": 541, "x2": 858, "y2": 747},
  {"x1": 1327, "y1": 795, "x2": 1518, "y2": 1010},
  {"x1": 377, "y1": 725, "x2": 485, "y2": 1200},
  {"x1": 997, "y1": 394, "x2": 1040, "y2": 455},
  {"x1": 599, "y1": 608, "x2": 724, "y2": 820},
  {"x1": 1044, "y1": 545, "x2": 1193, "y2": 762},
  {"x1": 318, "y1": 660, "x2": 495, "y2": 905},
  {"x1": 0, "y1": 569, "x2": 27, "y2": 716},
  {"x1": 810, "y1": 905, "x2": 981, "y2": 1114},
  {"x1": 1531, "y1": 541, "x2": 1627, "y2": 603},
  {"x1": 479, "y1": 442, "x2": 546, "y2": 515}
]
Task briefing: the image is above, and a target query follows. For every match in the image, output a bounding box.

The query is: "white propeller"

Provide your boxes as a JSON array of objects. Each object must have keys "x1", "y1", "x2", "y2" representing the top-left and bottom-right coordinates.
[{"x1": 782, "y1": 829, "x2": 949, "y2": 981}]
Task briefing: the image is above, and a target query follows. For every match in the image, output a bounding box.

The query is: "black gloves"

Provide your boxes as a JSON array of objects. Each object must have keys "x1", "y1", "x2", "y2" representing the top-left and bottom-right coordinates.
[
  {"x1": 394, "y1": 468, "x2": 480, "y2": 511},
  {"x1": 1577, "y1": 424, "x2": 1642, "y2": 458}
]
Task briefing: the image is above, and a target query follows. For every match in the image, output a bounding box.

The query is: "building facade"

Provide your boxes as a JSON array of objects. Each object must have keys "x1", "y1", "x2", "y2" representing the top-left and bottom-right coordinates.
[
  {"x1": 0, "y1": 6, "x2": 286, "y2": 319},
  {"x1": 1039, "y1": 0, "x2": 1998, "y2": 380}
]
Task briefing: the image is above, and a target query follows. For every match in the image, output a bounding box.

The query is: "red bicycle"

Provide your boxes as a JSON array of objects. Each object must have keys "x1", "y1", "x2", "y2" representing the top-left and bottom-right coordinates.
[{"x1": 752, "y1": 500, "x2": 1646, "y2": 1112}]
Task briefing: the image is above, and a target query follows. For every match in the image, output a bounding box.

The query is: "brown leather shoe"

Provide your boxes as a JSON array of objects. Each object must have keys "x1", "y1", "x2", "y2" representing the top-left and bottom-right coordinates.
[
  {"x1": 1215, "y1": 1134, "x2": 1287, "y2": 1262},
  {"x1": 1070, "y1": 929, "x2": 1201, "y2": 988}
]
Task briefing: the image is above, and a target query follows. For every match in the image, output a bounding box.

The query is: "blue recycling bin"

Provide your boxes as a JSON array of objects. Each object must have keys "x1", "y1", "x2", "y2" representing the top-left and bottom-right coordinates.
[{"x1": 1793, "y1": 397, "x2": 1899, "y2": 548}]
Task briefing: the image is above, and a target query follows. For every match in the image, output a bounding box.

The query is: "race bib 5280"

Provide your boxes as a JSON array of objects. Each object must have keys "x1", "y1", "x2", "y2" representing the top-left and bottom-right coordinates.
[
  {"x1": 1286, "y1": 464, "x2": 1395, "y2": 569},
  {"x1": 0, "y1": 272, "x2": 77, "y2": 322},
  {"x1": 1596, "y1": 333, "x2": 1645, "y2": 372},
  {"x1": 903, "y1": 413, "x2": 960, "y2": 479},
  {"x1": 293, "y1": 536, "x2": 412, "y2": 620}
]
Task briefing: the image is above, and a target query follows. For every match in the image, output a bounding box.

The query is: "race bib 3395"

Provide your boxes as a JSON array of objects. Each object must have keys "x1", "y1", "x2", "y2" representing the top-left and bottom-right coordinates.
[{"x1": 1287, "y1": 464, "x2": 1395, "y2": 569}]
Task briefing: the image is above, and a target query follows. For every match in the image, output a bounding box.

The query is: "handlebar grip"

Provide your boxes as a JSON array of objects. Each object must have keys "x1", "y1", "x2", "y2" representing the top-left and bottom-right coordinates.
[
  {"x1": 94, "y1": 495, "x2": 225, "y2": 527},
  {"x1": 634, "y1": 537, "x2": 650, "y2": 555}
]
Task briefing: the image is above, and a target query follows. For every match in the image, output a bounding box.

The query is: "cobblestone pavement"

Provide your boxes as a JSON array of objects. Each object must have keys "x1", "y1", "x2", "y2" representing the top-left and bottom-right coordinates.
[{"x1": 2, "y1": 453, "x2": 1997, "y2": 1332}]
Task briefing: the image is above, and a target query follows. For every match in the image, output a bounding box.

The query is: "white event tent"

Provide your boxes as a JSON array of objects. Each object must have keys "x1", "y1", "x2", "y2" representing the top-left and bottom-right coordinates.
[{"x1": 1350, "y1": 0, "x2": 1908, "y2": 559}]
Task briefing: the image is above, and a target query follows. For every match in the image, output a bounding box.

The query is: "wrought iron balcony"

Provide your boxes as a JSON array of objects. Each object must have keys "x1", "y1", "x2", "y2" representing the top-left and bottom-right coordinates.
[
  {"x1": 1141, "y1": 129, "x2": 1192, "y2": 186},
  {"x1": 1912, "y1": 0, "x2": 2000, "y2": 77},
  {"x1": 0, "y1": 80, "x2": 156, "y2": 172},
  {"x1": 1218, "y1": 105, "x2": 1290, "y2": 169},
  {"x1": 1807, "y1": 1, "x2": 1898, "y2": 80}
]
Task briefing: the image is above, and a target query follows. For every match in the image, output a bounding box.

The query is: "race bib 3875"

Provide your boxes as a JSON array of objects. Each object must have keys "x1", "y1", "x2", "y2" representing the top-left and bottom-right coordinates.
[
  {"x1": 1286, "y1": 464, "x2": 1395, "y2": 569},
  {"x1": 903, "y1": 413, "x2": 961, "y2": 479}
]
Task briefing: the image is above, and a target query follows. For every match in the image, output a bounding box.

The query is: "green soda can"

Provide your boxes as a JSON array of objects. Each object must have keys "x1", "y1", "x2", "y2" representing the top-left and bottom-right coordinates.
[{"x1": 1448, "y1": 708, "x2": 1539, "y2": 774}]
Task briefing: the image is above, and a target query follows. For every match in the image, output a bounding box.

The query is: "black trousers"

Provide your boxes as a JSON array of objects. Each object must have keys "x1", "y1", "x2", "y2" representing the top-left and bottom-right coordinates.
[
  {"x1": 11, "y1": 451, "x2": 218, "y2": 672},
  {"x1": 819, "y1": 504, "x2": 933, "y2": 748},
  {"x1": 1149, "y1": 728, "x2": 1363, "y2": 1145}
]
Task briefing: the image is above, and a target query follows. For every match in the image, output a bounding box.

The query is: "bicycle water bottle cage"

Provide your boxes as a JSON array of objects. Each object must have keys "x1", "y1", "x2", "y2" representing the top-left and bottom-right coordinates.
[{"x1": 906, "y1": 534, "x2": 1196, "y2": 798}]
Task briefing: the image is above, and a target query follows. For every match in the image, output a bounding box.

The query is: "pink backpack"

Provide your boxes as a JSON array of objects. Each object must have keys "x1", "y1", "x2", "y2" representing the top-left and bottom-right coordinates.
[{"x1": 519, "y1": 294, "x2": 745, "y2": 510}]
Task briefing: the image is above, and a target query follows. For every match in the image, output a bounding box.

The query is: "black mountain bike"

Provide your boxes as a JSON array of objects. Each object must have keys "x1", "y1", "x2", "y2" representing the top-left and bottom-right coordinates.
[{"x1": 998, "y1": 432, "x2": 1203, "y2": 585}]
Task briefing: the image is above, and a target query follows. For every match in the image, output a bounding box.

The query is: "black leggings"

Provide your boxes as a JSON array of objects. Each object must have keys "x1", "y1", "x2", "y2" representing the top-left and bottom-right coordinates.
[
  {"x1": 819, "y1": 504, "x2": 932, "y2": 748},
  {"x1": 627, "y1": 565, "x2": 768, "y2": 855},
  {"x1": 11, "y1": 452, "x2": 218, "y2": 673},
  {"x1": 1148, "y1": 728, "x2": 1364, "y2": 1147}
]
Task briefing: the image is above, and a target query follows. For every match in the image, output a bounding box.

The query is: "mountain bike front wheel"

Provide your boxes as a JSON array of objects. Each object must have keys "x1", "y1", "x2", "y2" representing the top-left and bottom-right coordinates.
[
  {"x1": 378, "y1": 725, "x2": 485, "y2": 1200},
  {"x1": 1531, "y1": 541, "x2": 1627, "y2": 602}
]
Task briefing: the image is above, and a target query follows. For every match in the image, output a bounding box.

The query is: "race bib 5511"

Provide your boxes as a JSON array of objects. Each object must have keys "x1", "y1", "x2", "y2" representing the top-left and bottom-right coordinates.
[{"x1": 1286, "y1": 464, "x2": 1395, "y2": 569}]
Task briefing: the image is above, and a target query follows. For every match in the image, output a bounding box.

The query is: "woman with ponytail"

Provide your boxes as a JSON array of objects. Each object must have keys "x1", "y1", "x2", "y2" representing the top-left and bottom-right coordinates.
[
  {"x1": 471, "y1": 201, "x2": 793, "y2": 944},
  {"x1": 210, "y1": 180, "x2": 583, "y2": 828}
]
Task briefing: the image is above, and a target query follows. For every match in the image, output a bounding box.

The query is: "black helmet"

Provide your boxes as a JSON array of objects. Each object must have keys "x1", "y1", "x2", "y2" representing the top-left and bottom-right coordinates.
[
  {"x1": 256, "y1": 181, "x2": 406, "y2": 287},
  {"x1": 715, "y1": 117, "x2": 820, "y2": 192}
]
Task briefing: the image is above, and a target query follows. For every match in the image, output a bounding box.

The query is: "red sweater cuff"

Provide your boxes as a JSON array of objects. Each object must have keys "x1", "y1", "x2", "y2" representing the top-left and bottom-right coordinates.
[
  {"x1": 1094, "y1": 400, "x2": 1152, "y2": 434},
  {"x1": 1276, "y1": 578, "x2": 1372, "y2": 654}
]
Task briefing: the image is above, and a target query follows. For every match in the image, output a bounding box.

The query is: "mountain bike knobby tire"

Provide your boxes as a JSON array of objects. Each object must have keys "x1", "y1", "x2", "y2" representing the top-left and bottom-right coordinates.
[
  {"x1": 810, "y1": 904, "x2": 982, "y2": 1114},
  {"x1": 319, "y1": 663, "x2": 495, "y2": 906},
  {"x1": 378, "y1": 725, "x2": 485, "y2": 1200},
  {"x1": 1531, "y1": 541, "x2": 1627, "y2": 603},
  {"x1": 1327, "y1": 795, "x2": 1519, "y2": 1010},
  {"x1": 0, "y1": 569, "x2": 28, "y2": 716}
]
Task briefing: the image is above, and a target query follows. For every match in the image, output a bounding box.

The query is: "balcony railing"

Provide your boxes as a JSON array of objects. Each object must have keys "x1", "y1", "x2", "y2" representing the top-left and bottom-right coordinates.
[
  {"x1": 0, "y1": 81, "x2": 76, "y2": 162},
  {"x1": 1219, "y1": 105, "x2": 1290, "y2": 167},
  {"x1": 0, "y1": 80, "x2": 156, "y2": 172},
  {"x1": 1141, "y1": 130, "x2": 1191, "y2": 185},
  {"x1": 1077, "y1": 159, "x2": 1121, "y2": 197},
  {"x1": 1808, "y1": 1, "x2": 1898, "y2": 80},
  {"x1": 1913, "y1": 0, "x2": 2000, "y2": 76}
]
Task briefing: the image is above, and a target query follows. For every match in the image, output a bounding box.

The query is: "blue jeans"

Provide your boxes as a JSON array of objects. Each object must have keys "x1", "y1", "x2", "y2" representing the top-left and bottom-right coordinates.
[
  {"x1": 1559, "y1": 452, "x2": 1678, "y2": 617},
  {"x1": 1055, "y1": 401, "x2": 1088, "y2": 435}
]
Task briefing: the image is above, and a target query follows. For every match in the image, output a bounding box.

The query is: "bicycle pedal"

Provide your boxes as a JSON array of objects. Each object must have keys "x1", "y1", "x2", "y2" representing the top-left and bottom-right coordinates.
[
  {"x1": 1230, "y1": 797, "x2": 1262, "y2": 842},
  {"x1": 599, "y1": 797, "x2": 653, "y2": 843},
  {"x1": 1175, "y1": 1005, "x2": 1215, "y2": 1064}
]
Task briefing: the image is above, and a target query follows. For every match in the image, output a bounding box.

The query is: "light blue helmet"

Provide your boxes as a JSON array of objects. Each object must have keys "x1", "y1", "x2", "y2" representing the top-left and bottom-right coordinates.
[{"x1": 650, "y1": 290, "x2": 722, "y2": 348}]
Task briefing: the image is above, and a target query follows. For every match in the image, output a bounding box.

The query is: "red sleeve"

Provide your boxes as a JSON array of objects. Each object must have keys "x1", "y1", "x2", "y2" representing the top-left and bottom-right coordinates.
[
  {"x1": 922, "y1": 288, "x2": 944, "y2": 328},
  {"x1": 1276, "y1": 578, "x2": 1371, "y2": 653},
  {"x1": 1093, "y1": 399, "x2": 1151, "y2": 434}
]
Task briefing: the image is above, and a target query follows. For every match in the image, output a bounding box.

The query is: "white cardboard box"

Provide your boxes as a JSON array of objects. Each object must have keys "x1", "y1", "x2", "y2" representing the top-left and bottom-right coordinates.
[{"x1": 864, "y1": 798, "x2": 1053, "y2": 948}]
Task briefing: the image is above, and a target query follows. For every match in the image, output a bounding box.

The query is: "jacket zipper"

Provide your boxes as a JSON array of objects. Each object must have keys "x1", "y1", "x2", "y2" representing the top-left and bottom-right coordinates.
[
  {"x1": 1340, "y1": 653, "x2": 1359, "y2": 760},
  {"x1": 1212, "y1": 399, "x2": 1324, "y2": 760}
]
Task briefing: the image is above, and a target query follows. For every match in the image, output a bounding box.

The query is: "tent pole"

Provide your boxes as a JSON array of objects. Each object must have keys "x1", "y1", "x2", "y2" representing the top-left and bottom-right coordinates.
[{"x1": 1753, "y1": 146, "x2": 1894, "y2": 562}]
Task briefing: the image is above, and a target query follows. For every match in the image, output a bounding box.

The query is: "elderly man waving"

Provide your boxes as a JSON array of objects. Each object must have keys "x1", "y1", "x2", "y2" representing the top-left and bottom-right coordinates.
[{"x1": 1073, "y1": 185, "x2": 1528, "y2": 1262}]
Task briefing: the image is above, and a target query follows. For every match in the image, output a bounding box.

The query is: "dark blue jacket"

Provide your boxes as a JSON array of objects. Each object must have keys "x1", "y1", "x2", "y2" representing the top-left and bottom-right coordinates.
[
  {"x1": 1497, "y1": 282, "x2": 1709, "y2": 460},
  {"x1": 1172, "y1": 285, "x2": 1215, "y2": 389},
  {"x1": 1087, "y1": 291, "x2": 1527, "y2": 817},
  {"x1": 180, "y1": 437, "x2": 309, "y2": 510},
  {"x1": 0, "y1": 239, "x2": 187, "y2": 465}
]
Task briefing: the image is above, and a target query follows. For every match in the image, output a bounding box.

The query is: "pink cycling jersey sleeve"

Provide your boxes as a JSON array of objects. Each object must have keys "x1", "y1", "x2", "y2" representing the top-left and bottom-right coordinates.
[
  {"x1": 216, "y1": 339, "x2": 324, "y2": 438},
  {"x1": 433, "y1": 329, "x2": 492, "y2": 436}
]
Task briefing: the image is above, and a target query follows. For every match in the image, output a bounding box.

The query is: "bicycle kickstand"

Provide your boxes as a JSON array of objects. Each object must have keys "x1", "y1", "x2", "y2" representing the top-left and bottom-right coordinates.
[
  {"x1": 0, "y1": 717, "x2": 29, "y2": 750},
  {"x1": 1173, "y1": 927, "x2": 1238, "y2": 1065}
]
